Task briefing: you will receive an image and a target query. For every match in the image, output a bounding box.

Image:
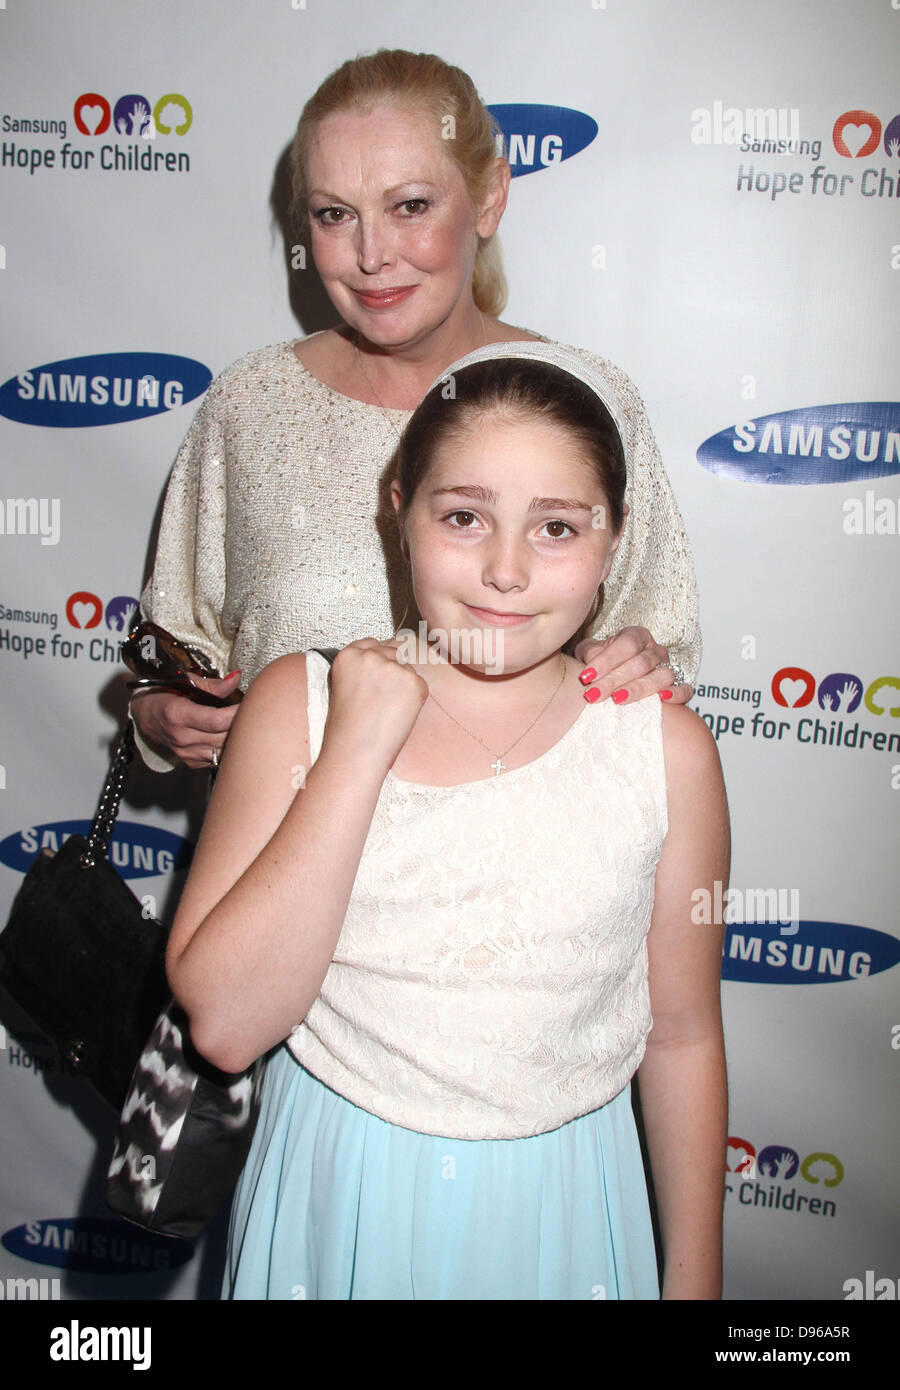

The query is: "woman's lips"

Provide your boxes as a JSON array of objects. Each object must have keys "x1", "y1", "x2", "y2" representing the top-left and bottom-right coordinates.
[
  {"x1": 464, "y1": 603, "x2": 535, "y2": 627},
  {"x1": 351, "y1": 285, "x2": 417, "y2": 309}
]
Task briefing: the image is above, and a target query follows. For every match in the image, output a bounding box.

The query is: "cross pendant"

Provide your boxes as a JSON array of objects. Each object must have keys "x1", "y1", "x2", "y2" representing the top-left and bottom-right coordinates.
[{"x1": 491, "y1": 756, "x2": 507, "y2": 775}]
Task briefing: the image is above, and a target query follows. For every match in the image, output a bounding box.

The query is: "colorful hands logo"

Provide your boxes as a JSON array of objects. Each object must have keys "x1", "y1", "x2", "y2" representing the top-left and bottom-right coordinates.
[
  {"x1": 65, "y1": 591, "x2": 138, "y2": 632},
  {"x1": 832, "y1": 109, "x2": 900, "y2": 159},
  {"x1": 73, "y1": 92, "x2": 192, "y2": 138},
  {"x1": 727, "y1": 1137, "x2": 843, "y2": 1186},
  {"x1": 772, "y1": 666, "x2": 900, "y2": 717}
]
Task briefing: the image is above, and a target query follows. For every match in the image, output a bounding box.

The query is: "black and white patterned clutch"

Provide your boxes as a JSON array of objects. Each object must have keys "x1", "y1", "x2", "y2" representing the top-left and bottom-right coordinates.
[{"x1": 106, "y1": 1000, "x2": 266, "y2": 1238}]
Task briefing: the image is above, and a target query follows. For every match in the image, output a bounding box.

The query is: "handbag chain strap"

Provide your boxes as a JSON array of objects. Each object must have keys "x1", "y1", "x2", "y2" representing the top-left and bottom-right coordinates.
[
  {"x1": 81, "y1": 721, "x2": 136, "y2": 869},
  {"x1": 78, "y1": 649, "x2": 339, "y2": 871}
]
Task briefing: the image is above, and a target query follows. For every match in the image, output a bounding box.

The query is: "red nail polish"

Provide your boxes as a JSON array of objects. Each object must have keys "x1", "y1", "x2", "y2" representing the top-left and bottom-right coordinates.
[
  {"x1": 225, "y1": 670, "x2": 241, "y2": 679},
  {"x1": 660, "y1": 690, "x2": 673, "y2": 701},
  {"x1": 579, "y1": 667, "x2": 597, "y2": 684},
  {"x1": 584, "y1": 687, "x2": 600, "y2": 703},
  {"x1": 611, "y1": 689, "x2": 628, "y2": 704}
]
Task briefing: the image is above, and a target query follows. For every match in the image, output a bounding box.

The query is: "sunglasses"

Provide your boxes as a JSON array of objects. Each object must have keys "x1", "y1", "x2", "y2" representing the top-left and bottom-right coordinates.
[{"x1": 121, "y1": 621, "x2": 231, "y2": 707}]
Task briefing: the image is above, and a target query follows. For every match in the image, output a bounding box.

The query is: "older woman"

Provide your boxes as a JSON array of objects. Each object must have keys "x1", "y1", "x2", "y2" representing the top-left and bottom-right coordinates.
[{"x1": 133, "y1": 49, "x2": 699, "y2": 770}]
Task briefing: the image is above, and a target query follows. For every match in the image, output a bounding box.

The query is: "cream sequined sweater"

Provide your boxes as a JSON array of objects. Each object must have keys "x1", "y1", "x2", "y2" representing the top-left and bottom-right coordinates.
[{"x1": 138, "y1": 338, "x2": 700, "y2": 770}]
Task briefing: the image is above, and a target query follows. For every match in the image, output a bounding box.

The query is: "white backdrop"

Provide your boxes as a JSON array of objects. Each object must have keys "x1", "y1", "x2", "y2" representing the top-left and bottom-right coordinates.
[{"x1": 1, "y1": 0, "x2": 898, "y2": 1303}]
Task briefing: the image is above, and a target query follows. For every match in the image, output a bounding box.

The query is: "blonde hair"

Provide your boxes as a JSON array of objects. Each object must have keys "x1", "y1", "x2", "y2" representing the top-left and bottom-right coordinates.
[{"x1": 289, "y1": 49, "x2": 508, "y2": 317}]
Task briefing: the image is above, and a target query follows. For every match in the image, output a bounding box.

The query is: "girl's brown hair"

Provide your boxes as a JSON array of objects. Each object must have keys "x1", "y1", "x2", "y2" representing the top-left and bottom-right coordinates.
[{"x1": 394, "y1": 359, "x2": 627, "y2": 651}]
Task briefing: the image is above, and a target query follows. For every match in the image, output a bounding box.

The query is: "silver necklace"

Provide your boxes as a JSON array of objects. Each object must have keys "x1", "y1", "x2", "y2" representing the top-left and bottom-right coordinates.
[{"x1": 426, "y1": 655, "x2": 568, "y2": 775}]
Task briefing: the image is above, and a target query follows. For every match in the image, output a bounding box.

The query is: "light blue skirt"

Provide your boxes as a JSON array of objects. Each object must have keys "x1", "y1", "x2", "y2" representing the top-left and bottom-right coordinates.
[{"x1": 222, "y1": 1044, "x2": 660, "y2": 1300}]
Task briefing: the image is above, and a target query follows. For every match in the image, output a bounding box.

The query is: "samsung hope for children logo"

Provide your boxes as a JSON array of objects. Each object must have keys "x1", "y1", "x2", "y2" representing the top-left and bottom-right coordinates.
[
  {"x1": 770, "y1": 667, "x2": 900, "y2": 719},
  {"x1": 0, "y1": 353, "x2": 212, "y2": 427},
  {"x1": 73, "y1": 92, "x2": 193, "y2": 139},
  {"x1": 2, "y1": 92, "x2": 193, "y2": 177},
  {"x1": 64, "y1": 592, "x2": 139, "y2": 633},
  {"x1": 726, "y1": 1137, "x2": 843, "y2": 1219},
  {"x1": 697, "y1": 403, "x2": 900, "y2": 484},
  {"x1": 832, "y1": 108, "x2": 900, "y2": 160},
  {"x1": 486, "y1": 105, "x2": 598, "y2": 178}
]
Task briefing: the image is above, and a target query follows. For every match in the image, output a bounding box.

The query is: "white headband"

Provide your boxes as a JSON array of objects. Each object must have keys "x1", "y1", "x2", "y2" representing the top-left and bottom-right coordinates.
[{"x1": 421, "y1": 338, "x2": 629, "y2": 464}]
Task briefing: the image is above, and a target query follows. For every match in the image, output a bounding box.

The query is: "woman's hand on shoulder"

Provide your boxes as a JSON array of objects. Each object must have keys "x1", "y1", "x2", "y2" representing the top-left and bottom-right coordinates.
[
  {"x1": 324, "y1": 637, "x2": 430, "y2": 771},
  {"x1": 574, "y1": 628, "x2": 692, "y2": 707}
]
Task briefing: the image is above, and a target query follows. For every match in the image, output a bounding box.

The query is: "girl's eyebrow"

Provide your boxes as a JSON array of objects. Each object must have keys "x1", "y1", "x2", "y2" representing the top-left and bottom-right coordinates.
[
  {"x1": 428, "y1": 486, "x2": 500, "y2": 503},
  {"x1": 529, "y1": 496, "x2": 594, "y2": 513},
  {"x1": 430, "y1": 484, "x2": 595, "y2": 513}
]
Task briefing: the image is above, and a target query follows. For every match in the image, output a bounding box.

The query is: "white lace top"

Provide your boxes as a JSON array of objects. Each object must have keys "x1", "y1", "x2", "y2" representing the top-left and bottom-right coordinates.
[{"x1": 286, "y1": 651, "x2": 668, "y2": 1141}]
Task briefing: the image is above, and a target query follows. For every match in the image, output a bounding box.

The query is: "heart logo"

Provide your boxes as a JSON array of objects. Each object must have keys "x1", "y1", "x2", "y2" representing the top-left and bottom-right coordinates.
[
  {"x1": 777, "y1": 678, "x2": 808, "y2": 707},
  {"x1": 840, "y1": 124, "x2": 872, "y2": 157},
  {"x1": 66, "y1": 590, "x2": 103, "y2": 629},
  {"x1": 80, "y1": 104, "x2": 105, "y2": 135},
  {"x1": 72, "y1": 602, "x2": 96, "y2": 628},
  {"x1": 726, "y1": 1138, "x2": 756, "y2": 1174},
  {"x1": 73, "y1": 93, "x2": 111, "y2": 137},
  {"x1": 771, "y1": 666, "x2": 816, "y2": 708},
  {"x1": 833, "y1": 109, "x2": 881, "y2": 158}
]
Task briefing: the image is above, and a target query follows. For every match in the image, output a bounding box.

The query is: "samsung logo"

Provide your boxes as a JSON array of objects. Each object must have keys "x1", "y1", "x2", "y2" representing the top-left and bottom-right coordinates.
[
  {"x1": 0, "y1": 352, "x2": 211, "y2": 427},
  {"x1": 1, "y1": 1219, "x2": 192, "y2": 1273},
  {"x1": 697, "y1": 403, "x2": 900, "y2": 484},
  {"x1": 722, "y1": 921, "x2": 899, "y2": 984},
  {"x1": 0, "y1": 820, "x2": 192, "y2": 878},
  {"x1": 487, "y1": 104, "x2": 598, "y2": 177}
]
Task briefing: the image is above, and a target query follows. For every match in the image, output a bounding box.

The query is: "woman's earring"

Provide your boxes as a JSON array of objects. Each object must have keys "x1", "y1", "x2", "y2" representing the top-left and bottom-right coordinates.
[{"x1": 392, "y1": 604, "x2": 409, "y2": 638}]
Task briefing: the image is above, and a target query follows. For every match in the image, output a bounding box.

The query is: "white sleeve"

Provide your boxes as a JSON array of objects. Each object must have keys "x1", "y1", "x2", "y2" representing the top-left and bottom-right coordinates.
[{"x1": 135, "y1": 376, "x2": 233, "y2": 770}]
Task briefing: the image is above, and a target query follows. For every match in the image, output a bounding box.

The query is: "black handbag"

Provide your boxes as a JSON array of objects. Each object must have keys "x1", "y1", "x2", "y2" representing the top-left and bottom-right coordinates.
[
  {"x1": 0, "y1": 721, "x2": 169, "y2": 1110},
  {"x1": 0, "y1": 711, "x2": 264, "y2": 1237},
  {"x1": 106, "y1": 645, "x2": 340, "y2": 1237},
  {"x1": 0, "y1": 620, "x2": 231, "y2": 1107},
  {"x1": 0, "y1": 636, "x2": 337, "y2": 1237}
]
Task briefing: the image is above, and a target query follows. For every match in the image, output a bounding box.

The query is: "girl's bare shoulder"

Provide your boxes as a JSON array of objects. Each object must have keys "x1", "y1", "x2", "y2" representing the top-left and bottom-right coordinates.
[
  {"x1": 235, "y1": 652, "x2": 310, "y2": 742},
  {"x1": 659, "y1": 702, "x2": 723, "y2": 784}
]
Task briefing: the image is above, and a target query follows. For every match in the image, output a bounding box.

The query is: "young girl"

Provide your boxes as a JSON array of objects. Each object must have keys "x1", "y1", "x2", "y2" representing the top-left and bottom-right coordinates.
[{"x1": 166, "y1": 341, "x2": 730, "y2": 1301}]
